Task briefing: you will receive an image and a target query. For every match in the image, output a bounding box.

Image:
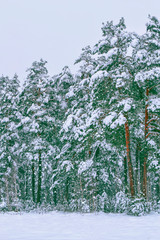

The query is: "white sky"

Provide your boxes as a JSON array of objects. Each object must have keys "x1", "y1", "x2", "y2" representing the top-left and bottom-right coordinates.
[{"x1": 0, "y1": 0, "x2": 160, "y2": 84}]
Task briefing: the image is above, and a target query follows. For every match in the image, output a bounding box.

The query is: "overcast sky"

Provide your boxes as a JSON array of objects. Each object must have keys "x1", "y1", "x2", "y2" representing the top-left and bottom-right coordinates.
[{"x1": 0, "y1": 0, "x2": 160, "y2": 84}]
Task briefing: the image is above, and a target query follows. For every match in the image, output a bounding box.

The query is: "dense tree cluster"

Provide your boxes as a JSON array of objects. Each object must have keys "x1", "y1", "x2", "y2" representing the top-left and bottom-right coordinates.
[{"x1": 0, "y1": 16, "x2": 159, "y2": 215}]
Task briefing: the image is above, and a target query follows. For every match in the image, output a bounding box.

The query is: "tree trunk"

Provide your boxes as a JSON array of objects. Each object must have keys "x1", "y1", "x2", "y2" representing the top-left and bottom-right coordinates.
[
  {"x1": 6, "y1": 176, "x2": 10, "y2": 208},
  {"x1": 143, "y1": 88, "x2": 149, "y2": 197},
  {"x1": 139, "y1": 148, "x2": 144, "y2": 193},
  {"x1": 125, "y1": 121, "x2": 135, "y2": 197},
  {"x1": 13, "y1": 167, "x2": 18, "y2": 211},
  {"x1": 32, "y1": 160, "x2": 35, "y2": 202},
  {"x1": 25, "y1": 165, "x2": 29, "y2": 200},
  {"x1": 65, "y1": 176, "x2": 69, "y2": 204},
  {"x1": 124, "y1": 156, "x2": 128, "y2": 194},
  {"x1": 37, "y1": 150, "x2": 42, "y2": 204},
  {"x1": 135, "y1": 142, "x2": 141, "y2": 195}
]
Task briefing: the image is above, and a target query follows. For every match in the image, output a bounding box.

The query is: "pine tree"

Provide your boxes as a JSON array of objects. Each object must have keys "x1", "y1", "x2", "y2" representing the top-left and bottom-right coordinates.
[
  {"x1": 92, "y1": 18, "x2": 135, "y2": 197},
  {"x1": 0, "y1": 74, "x2": 20, "y2": 210},
  {"x1": 133, "y1": 16, "x2": 160, "y2": 199},
  {"x1": 19, "y1": 59, "x2": 55, "y2": 206},
  {"x1": 48, "y1": 66, "x2": 74, "y2": 207}
]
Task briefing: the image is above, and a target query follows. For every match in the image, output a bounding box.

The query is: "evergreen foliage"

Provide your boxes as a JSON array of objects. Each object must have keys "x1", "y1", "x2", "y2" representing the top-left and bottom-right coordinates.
[{"x1": 0, "y1": 16, "x2": 159, "y2": 215}]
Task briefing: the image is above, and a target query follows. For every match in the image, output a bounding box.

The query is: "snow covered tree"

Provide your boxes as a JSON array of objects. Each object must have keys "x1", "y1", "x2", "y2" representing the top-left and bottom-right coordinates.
[
  {"x1": 0, "y1": 16, "x2": 159, "y2": 214},
  {"x1": 91, "y1": 18, "x2": 136, "y2": 198},
  {"x1": 133, "y1": 15, "x2": 160, "y2": 199},
  {"x1": 0, "y1": 74, "x2": 20, "y2": 210},
  {"x1": 19, "y1": 59, "x2": 56, "y2": 206},
  {"x1": 48, "y1": 66, "x2": 74, "y2": 207}
]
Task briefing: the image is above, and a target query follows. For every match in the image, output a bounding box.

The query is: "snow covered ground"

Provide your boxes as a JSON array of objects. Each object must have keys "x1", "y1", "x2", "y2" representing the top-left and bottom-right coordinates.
[{"x1": 0, "y1": 212, "x2": 160, "y2": 240}]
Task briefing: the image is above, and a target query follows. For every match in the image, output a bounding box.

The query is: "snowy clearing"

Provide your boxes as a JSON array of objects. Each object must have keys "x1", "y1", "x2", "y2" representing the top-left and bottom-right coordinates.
[{"x1": 0, "y1": 212, "x2": 160, "y2": 240}]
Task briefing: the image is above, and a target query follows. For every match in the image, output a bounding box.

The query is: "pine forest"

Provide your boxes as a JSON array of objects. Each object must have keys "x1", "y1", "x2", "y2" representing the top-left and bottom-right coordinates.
[{"x1": 0, "y1": 16, "x2": 159, "y2": 216}]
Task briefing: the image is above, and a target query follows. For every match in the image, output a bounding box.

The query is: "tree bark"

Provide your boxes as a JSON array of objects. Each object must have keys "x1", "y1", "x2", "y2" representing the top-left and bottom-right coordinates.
[
  {"x1": 143, "y1": 88, "x2": 149, "y2": 197},
  {"x1": 37, "y1": 150, "x2": 42, "y2": 204},
  {"x1": 6, "y1": 176, "x2": 10, "y2": 208},
  {"x1": 124, "y1": 156, "x2": 128, "y2": 194},
  {"x1": 25, "y1": 165, "x2": 29, "y2": 200},
  {"x1": 65, "y1": 176, "x2": 69, "y2": 203},
  {"x1": 32, "y1": 160, "x2": 35, "y2": 202},
  {"x1": 13, "y1": 167, "x2": 18, "y2": 210},
  {"x1": 135, "y1": 142, "x2": 141, "y2": 195},
  {"x1": 125, "y1": 121, "x2": 135, "y2": 197}
]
